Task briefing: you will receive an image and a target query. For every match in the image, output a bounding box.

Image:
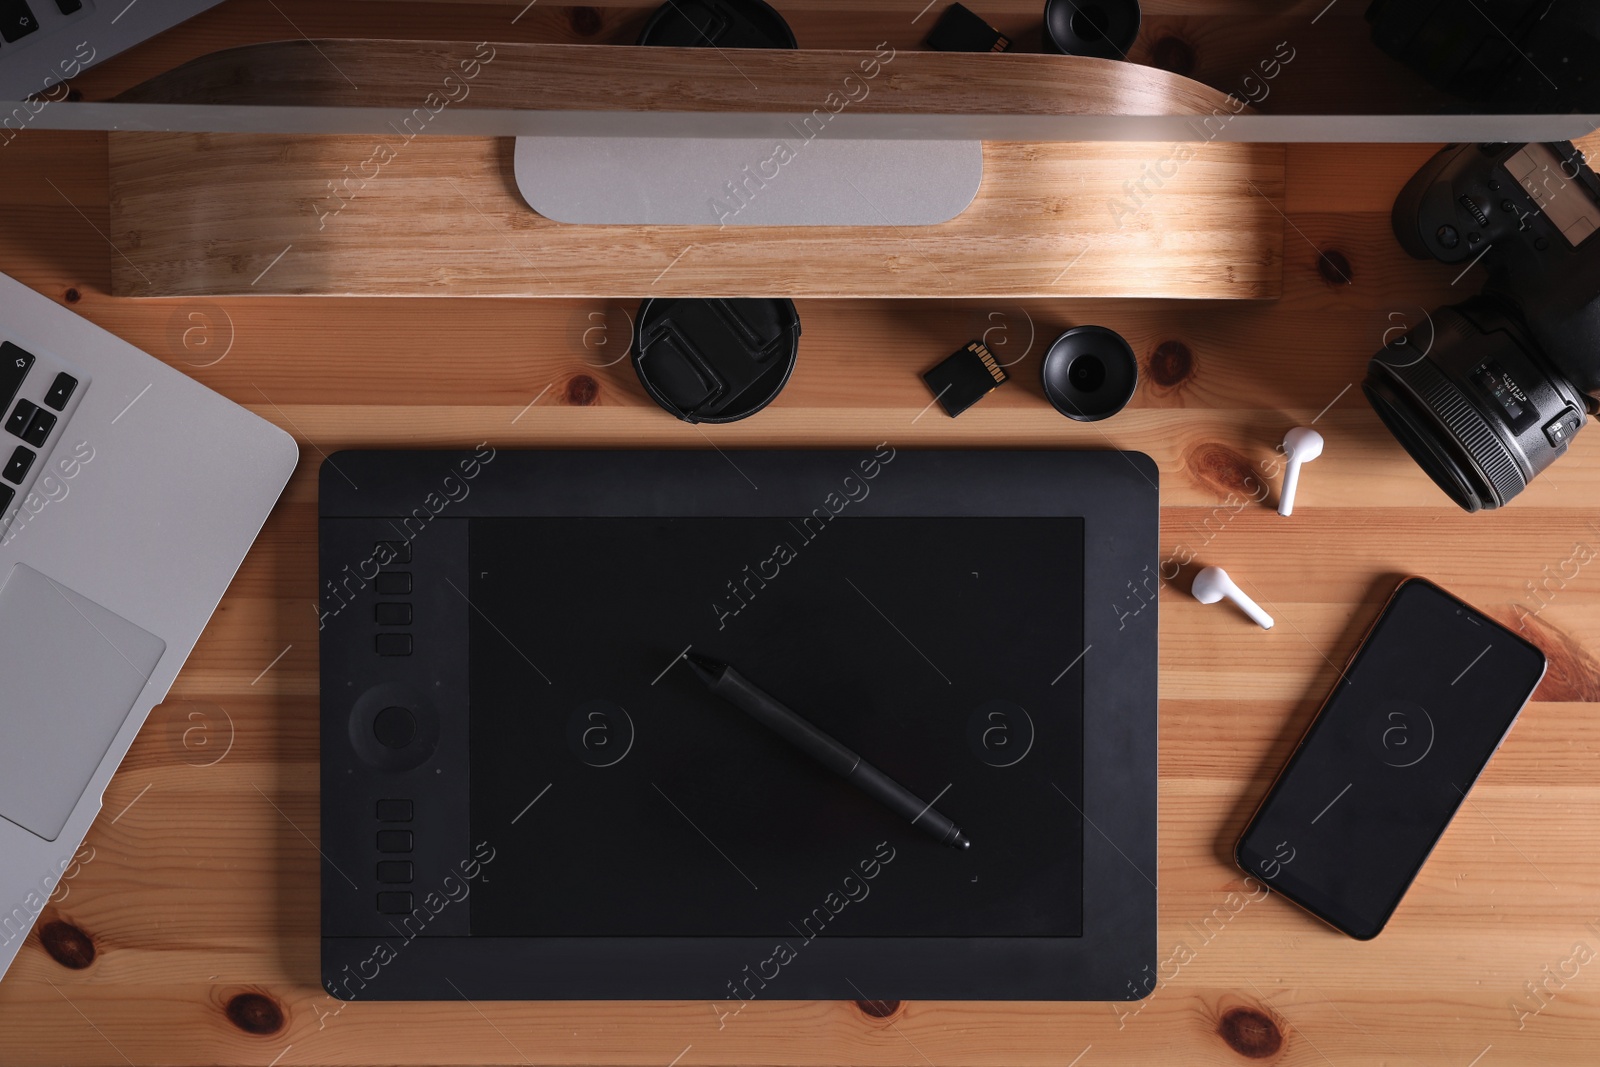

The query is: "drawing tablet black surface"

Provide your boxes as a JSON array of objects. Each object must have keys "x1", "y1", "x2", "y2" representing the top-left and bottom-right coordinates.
[{"x1": 319, "y1": 449, "x2": 1158, "y2": 1000}]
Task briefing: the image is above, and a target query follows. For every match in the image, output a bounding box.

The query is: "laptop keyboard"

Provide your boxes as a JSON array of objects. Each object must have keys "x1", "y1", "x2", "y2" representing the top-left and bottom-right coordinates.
[
  {"x1": 0, "y1": 0, "x2": 90, "y2": 49},
  {"x1": 0, "y1": 338, "x2": 82, "y2": 521}
]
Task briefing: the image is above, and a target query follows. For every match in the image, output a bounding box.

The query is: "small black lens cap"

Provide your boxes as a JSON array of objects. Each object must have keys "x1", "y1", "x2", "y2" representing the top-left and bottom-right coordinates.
[
  {"x1": 1041, "y1": 325, "x2": 1139, "y2": 422},
  {"x1": 637, "y1": 0, "x2": 798, "y2": 48},
  {"x1": 633, "y1": 298, "x2": 802, "y2": 423},
  {"x1": 1042, "y1": 0, "x2": 1140, "y2": 59}
]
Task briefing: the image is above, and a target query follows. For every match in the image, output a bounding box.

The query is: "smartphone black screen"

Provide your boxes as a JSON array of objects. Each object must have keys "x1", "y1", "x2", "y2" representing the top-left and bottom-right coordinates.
[{"x1": 1236, "y1": 578, "x2": 1546, "y2": 939}]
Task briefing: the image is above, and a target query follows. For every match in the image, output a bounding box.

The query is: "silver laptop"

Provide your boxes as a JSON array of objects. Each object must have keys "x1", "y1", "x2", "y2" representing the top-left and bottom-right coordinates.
[
  {"x1": 0, "y1": 0, "x2": 222, "y2": 100},
  {"x1": 0, "y1": 270, "x2": 296, "y2": 979}
]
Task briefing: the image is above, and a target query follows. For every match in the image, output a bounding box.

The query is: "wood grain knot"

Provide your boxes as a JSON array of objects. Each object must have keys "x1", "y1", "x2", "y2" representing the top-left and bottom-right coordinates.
[
  {"x1": 1493, "y1": 609, "x2": 1600, "y2": 702},
  {"x1": 1148, "y1": 340, "x2": 1195, "y2": 388},
  {"x1": 63, "y1": 288, "x2": 81, "y2": 304},
  {"x1": 1186, "y1": 443, "x2": 1266, "y2": 501},
  {"x1": 1150, "y1": 36, "x2": 1197, "y2": 78},
  {"x1": 1217, "y1": 1006, "x2": 1282, "y2": 1059},
  {"x1": 569, "y1": 6, "x2": 603, "y2": 36},
  {"x1": 853, "y1": 998, "x2": 901, "y2": 1019},
  {"x1": 225, "y1": 992, "x2": 285, "y2": 1036},
  {"x1": 1316, "y1": 249, "x2": 1353, "y2": 287},
  {"x1": 565, "y1": 373, "x2": 600, "y2": 405},
  {"x1": 39, "y1": 920, "x2": 95, "y2": 969}
]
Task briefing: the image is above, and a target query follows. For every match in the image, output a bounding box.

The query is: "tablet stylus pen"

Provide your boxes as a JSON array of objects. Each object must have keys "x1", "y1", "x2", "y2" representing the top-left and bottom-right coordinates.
[{"x1": 685, "y1": 653, "x2": 971, "y2": 850}]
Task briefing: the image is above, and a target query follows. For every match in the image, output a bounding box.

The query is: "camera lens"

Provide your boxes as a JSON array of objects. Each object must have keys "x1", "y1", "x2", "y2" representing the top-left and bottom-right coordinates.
[{"x1": 1362, "y1": 298, "x2": 1587, "y2": 511}]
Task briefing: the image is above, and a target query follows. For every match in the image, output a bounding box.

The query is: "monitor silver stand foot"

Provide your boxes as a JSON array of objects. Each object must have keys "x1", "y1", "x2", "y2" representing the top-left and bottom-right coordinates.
[{"x1": 512, "y1": 136, "x2": 983, "y2": 226}]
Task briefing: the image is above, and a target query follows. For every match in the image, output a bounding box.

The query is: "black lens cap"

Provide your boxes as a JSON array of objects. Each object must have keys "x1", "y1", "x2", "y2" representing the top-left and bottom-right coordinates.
[
  {"x1": 1041, "y1": 325, "x2": 1139, "y2": 422},
  {"x1": 637, "y1": 0, "x2": 798, "y2": 48},
  {"x1": 1042, "y1": 0, "x2": 1140, "y2": 59},
  {"x1": 633, "y1": 298, "x2": 802, "y2": 423}
]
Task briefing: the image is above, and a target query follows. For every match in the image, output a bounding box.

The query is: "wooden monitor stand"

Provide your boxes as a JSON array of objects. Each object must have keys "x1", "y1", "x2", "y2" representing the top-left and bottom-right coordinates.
[{"x1": 104, "y1": 40, "x2": 1285, "y2": 299}]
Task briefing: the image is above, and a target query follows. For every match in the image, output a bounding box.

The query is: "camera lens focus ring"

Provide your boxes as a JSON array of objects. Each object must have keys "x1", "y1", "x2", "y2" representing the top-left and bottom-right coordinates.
[{"x1": 1378, "y1": 353, "x2": 1527, "y2": 507}]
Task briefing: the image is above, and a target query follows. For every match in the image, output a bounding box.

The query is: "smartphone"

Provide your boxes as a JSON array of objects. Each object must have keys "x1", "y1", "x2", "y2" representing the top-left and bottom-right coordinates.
[{"x1": 1235, "y1": 577, "x2": 1546, "y2": 939}]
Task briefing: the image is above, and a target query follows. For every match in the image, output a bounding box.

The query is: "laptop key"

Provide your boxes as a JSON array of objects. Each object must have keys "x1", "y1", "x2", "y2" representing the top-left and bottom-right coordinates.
[
  {"x1": 375, "y1": 633, "x2": 412, "y2": 656},
  {"x1": 3, "y1": 445, "x2": 34, "y2": 484},
  {"x1": 375, "y1": 602, "x2": 412, "y2": 626},
  {"x1": 4, "y1": 399, "x2": 34, "y2": 438},
  {"x1": 0, "y1": 343, "x2": 34, "y2": 416},
  {"x1": 0, "y1": 1, "x2": 40, "y2": 43},
  {"x1": 55, "y1": 0, "x2": 83, "y2": 13},
  {"x1": 376, "y1": 830, "x2": 413, "y2": 853},
  {"x1": 0, "y1": 484, "x2": 12, "y2": 513},
  {"x1": 43, "y1": 372, "x2": 76, "y2": 411},
  {"x1": 375, "y1": 572, "x2": 412, "y2": 595},
  {"x1": 377, "y1": 861, "x2": 413, "y2": 884},
  {"x1": 21, "y1": 407, "x2": 53, "y2": 446}
]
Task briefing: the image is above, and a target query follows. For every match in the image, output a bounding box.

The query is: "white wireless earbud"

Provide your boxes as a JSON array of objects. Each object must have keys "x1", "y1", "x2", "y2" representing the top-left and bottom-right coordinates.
[
  {"x1": 1190, "y1": 566, "x2": 1274, "y2": 630},
  {"x1": 1278, "y1": 427, "x2": 1325, "y2": 517}
]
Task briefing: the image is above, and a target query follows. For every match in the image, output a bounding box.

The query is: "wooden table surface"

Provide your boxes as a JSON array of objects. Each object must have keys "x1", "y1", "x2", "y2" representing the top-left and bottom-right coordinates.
[{"x1": 3, "y1": 4, "x2": 1600, "y2": 1066}]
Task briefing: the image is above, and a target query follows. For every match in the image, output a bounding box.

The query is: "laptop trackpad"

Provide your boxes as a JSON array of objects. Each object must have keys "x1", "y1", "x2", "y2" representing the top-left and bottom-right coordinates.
[{"x1": 0, "y1": 564, "x2": 166, "y2": 841}]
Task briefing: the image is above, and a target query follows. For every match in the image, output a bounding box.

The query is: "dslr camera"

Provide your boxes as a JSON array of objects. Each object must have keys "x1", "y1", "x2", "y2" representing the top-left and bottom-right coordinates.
[{"x1": 1364, "y1": 141, "x2": 1600, "y2": 511}]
